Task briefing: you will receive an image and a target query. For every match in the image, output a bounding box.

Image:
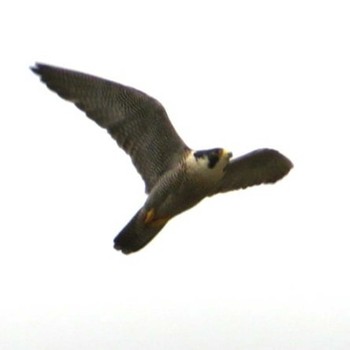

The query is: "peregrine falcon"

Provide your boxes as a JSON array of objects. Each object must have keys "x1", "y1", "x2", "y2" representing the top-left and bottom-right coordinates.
[{"x1": 31, "y1": 63, "x2": 293, "y2": 254}]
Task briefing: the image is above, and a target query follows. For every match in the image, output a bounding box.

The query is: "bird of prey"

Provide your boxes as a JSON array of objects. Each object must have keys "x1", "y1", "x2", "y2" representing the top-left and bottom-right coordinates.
[{"x1": 31, "y1": 63, "x2": 293, "y2": 254}]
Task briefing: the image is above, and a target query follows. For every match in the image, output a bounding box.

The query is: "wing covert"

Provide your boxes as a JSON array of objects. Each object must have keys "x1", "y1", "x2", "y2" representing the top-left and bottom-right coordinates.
[{"x1": 32, "y1": 63, "x2": 189, "y2": 193}]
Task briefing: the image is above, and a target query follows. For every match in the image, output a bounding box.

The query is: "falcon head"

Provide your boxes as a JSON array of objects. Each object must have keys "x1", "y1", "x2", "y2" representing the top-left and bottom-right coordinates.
[{"x1": 193, "y1": 148, "x2": 232, "y2": 169}]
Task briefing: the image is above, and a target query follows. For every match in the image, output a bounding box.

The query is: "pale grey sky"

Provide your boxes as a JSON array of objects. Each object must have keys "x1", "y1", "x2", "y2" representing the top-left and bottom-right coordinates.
[{"x1": 1, "y1": 0, "x2": 350, "y2": 349}]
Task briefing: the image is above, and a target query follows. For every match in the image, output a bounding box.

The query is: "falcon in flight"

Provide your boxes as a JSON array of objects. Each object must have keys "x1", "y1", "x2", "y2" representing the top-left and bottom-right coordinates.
[{"x1": 32, "y1": 63, "x2": 293, "y2": 254}]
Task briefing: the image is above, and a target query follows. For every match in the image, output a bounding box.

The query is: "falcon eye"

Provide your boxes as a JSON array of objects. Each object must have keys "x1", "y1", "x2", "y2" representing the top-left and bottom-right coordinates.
[
  {"x1": 193, "y1": 150, "x2": 206, "y2": 159},
  {"x1": 194, "y1": 148, "x2": 222, "y2": 160}
]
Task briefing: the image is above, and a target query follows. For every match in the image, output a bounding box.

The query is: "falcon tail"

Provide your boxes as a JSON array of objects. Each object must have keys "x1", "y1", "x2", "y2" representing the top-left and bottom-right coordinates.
[{"x1": 114, "y1": 209, "x2": 167, "y2": 254}]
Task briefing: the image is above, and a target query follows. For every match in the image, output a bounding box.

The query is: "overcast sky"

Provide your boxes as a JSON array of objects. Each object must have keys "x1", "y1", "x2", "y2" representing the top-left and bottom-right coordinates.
[{"x1": 1, "y1": 1, "x2": 350, "y2": 349}]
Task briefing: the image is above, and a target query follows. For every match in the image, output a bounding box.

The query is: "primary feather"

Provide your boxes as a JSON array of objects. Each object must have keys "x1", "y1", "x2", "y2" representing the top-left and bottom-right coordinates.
[{"x1": 32, "y1": 63, "x2": 188, "y2": 193}]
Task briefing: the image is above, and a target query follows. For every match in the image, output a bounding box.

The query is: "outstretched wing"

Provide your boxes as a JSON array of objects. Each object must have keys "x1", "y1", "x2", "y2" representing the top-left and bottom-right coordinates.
[
  {"x1": 215, "y1": 148, "x2": 293, "y2": 193},
  {"x1": 32, "y1": 63, "x2": 189, "y2": 193}
]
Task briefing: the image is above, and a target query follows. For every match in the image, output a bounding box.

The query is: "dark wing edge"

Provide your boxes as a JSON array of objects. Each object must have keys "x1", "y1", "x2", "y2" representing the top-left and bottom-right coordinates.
[
  {"x1": 215, "y1": 148, "x2": 293, "y2": 193},
  {"x1": 31, "y1": 63, "x2": 189, "y2": 193}
]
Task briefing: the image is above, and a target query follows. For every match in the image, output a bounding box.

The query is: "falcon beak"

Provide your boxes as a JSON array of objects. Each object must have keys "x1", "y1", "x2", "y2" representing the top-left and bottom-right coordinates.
[
  {"x1": 219, "y1": 149, "x2": 232, "y2": 158},
  {"x1": 223, "y1": 150, "x2": 233, "y2": 159}
]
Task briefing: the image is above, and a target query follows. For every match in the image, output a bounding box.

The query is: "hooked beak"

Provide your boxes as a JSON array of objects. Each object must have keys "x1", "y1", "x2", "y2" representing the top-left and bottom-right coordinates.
[{"x1": 222, "y1": 149, "x2": 233, "y2": 159}]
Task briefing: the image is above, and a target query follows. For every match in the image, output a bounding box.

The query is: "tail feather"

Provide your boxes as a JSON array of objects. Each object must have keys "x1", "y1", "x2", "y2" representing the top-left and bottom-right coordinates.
[{"x1": 114, "y1": 210, "x2": 167, "y2": 254}]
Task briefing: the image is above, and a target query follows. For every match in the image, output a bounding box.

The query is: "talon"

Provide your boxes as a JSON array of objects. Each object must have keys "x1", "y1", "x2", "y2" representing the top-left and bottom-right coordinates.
[
  {"x1": 144, "y1": 208, "x2": 155, "y2": 224},
  {"x1": 144, "y1": 208, "x2": 171, "y2": 228}
]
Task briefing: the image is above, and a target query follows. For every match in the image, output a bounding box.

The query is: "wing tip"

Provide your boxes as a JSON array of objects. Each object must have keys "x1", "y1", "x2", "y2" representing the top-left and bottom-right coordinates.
[
  {"x1": 30, "y1": 62, "x2": 62, "y2": 79},
  {"x1": 30, "y1": 63, "x2": 51, "y2": 80},
  {"x1": 30, "y1": 62, "x2": 45, "y2": 71},
  {"x1": 30, "y1": 63, "x2": 40, "y2": 76},
  {"x1": 273, "y1": 149, "x2": 293, "y2": 179},
  {"x1": 259, "y1": 148, "x2": 293, "y2": 183}
]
